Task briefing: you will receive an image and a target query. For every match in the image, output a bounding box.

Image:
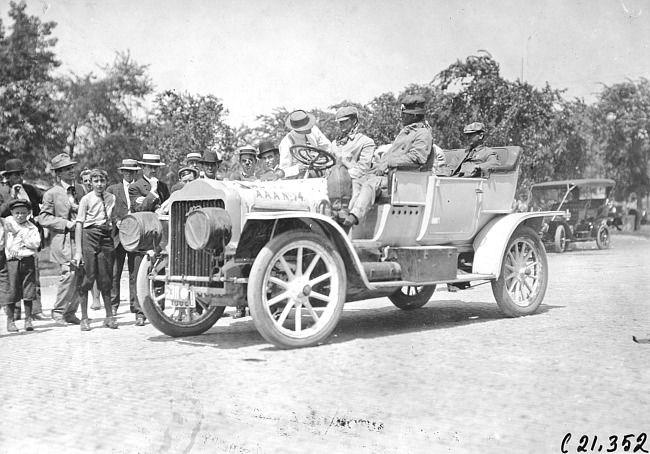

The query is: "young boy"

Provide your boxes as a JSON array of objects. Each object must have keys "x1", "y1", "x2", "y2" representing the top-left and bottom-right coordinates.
[
  {"x1": 74, "y1": 169, "x2": 116, "y2": 331},
  {"x1": 4, "y1": 199, "x2": 40, "y2": 332}
]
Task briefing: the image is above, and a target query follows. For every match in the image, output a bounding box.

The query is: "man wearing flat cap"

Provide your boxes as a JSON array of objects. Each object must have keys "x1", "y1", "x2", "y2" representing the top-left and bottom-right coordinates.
[
  {"x1": 448, "y1": 122, "x2": 500, "y2": 177},
  {"x1": 229, "y1": 146, "x2": 258, "y2": 181},
  {"x1": 344, "y1": 94, "x2": 438, "y2": 226},
  {"x1": 279, "y1": 109, "x2": 331, "y2": 178},
  {"x1": 0, "y1": 158, "x2": 48, "y2": 321},
  {"x1": 106, "y1": 158, "x2": 141, "y2": 316},
  {"x1": 38, "y1": 153, "x2": 88, "y2": 324},
  {"x1": 331, "y1": 106, "x2": 376, "y2": 181}
]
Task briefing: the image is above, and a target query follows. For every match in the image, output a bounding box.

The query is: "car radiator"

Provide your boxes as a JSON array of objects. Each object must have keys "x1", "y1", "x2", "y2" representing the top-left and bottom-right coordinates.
[{"x1": 169, "y1": 199, "x2": 225, "y2": 284}]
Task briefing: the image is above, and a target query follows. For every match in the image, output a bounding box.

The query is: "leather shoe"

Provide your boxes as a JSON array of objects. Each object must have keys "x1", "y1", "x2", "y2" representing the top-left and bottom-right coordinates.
[
  {"x1": 31, "y1": 313, "x2": 49, "y2": 321},
  {"x1": 7, "y1": 319, "x2": 18, "y2": 333},
  {"x1": 64, "y1": 314, "x2": 81, "y2": 325},
  {"x1": 54, "y1": 317, "x2": 69, "y2": 326},
  {"x1": 24, "y1": 317, "x2": 34, "y2": 331},
  {"x1": 135, "y1": 315, "x2": 146, "y2": 327},
  {"x1": 80, "y1": 318, "x2": 92, "y2": 331},
  {"x1": 103, "y1": 317, "x2": 118, "y2": 329}
]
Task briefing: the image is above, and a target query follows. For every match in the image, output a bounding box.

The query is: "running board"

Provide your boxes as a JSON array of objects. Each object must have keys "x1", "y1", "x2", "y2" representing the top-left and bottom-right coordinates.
[{"x1": 368, "y1": 273, "x2": 496, "y2": 288}]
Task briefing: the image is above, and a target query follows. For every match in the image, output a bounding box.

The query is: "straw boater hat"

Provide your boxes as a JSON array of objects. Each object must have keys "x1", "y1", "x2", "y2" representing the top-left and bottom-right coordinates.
[
  {"x1": 118, "y1": 158, "x2": 141, "y2": 171},
  {"x1": 237, "y1": 145, "x2": 257, "y2": 160},
  {"x1": 285, "y1": 110, "x2": 316, "y2": 133},
  {"x1": 50, "y1": 153, "x2": 77, "y2": 170},
  {"x1": 186, "y1": 152, "x2": 202, "y2": 164},
  {"x1": 138, "y1": 153, "x2": 166, "y2": 166}
]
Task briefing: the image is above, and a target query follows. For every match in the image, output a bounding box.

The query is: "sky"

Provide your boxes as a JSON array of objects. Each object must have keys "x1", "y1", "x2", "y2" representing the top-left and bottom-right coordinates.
[{"x1": 2, "y1": 0, "x2": 649, "y2": 127}]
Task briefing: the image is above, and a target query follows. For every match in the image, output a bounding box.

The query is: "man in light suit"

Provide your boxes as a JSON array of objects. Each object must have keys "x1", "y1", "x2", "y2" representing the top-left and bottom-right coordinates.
[
  {"x1": 37, "y1": 153, "x2": 87, "y2": 324},
  {"x1": 106, "y1": 158, "x2": 141, "y2": 316},
  {"x1": 128, "y1": 153, "x2": 169, "y2": 326}
]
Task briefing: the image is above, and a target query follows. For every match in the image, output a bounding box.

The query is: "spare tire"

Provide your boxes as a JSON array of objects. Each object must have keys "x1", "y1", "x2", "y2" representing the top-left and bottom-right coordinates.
[{"x1": 120, "y1": 212, "x2": 163, "y2": 252}]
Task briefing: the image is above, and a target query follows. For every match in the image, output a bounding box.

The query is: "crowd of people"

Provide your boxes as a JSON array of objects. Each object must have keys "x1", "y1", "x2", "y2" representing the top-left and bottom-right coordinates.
[{"x1": 1, "y1": 94, "x2": 499, "y2": 334}]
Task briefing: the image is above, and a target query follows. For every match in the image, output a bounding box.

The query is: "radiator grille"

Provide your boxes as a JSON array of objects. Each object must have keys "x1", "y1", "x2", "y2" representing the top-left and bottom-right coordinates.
[{"x1": 169, "y1": 199, "x2": 225, "y2": 282}]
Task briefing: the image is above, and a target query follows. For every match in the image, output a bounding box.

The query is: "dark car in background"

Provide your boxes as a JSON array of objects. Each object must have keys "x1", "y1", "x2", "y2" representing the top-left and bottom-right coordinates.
[{"x1": 528, "y1": 179, "x2": 615, "y2": 252}]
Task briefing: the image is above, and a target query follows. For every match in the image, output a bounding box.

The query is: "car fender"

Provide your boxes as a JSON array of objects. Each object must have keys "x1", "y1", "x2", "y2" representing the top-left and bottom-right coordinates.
[
  {"x1": 473, "y1": 211, "x2": 562, "y2": 277},
  {"x1": 241, "y1": 211, "x2": 371, "y2": 287}
]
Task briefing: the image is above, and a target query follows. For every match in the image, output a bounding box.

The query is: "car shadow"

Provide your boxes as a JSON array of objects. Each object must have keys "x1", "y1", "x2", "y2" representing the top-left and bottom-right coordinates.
[{"x1": 144, "y1": 300, "x2": 559, "y2": 350}]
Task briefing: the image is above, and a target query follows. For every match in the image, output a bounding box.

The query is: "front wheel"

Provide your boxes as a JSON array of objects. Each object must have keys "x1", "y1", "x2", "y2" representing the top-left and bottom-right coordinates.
[
  {"x1": 389, "y1": 285, "x2": 436, "y2": 310},
  {"x1": 248, "y1": 231, "x2": 346, "y2": 349},
  {"x1": 491, "y1": 226, "x2": 548, "y2": 317},
  {"x1": 596, "y1": 224, "x2": 610, "y2": 249},
  {"x1": 136, "y1": 254, "x2": 225, "y2": 337}
]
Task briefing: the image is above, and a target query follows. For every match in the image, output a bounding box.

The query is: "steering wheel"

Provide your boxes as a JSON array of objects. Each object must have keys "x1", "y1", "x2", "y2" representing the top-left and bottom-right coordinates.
[{"x1": 289, "y1": 145, "x2": 336, "y2": 176}]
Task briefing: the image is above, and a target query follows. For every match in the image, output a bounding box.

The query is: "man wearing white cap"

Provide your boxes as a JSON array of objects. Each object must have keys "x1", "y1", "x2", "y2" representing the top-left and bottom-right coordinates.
[
  {"x1": 278, "y1": 109, "x2": 331, "y2": 178},
  {"x1": 129, "y1": 153, "x2": 170, "y2": 212},
  {"x1": 106, "y1": 158, "x2": 141, "y2": 316}
]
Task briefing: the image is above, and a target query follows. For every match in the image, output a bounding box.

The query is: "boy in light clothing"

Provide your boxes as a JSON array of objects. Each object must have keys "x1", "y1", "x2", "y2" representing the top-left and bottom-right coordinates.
[{"x1": 4, "y1": 199, "x2": 40, "y2": 332}]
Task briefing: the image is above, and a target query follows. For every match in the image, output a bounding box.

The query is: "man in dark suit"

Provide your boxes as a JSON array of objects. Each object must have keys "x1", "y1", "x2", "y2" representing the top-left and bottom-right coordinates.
[
  {"x1": 106, "y1": 158, "x2": 141, "y2": 316},
  {"x1": 37, "y1": 153, "x2": 88, "y2": 324},
  {"x1": 128, "y1": 153, "x2": 169, "y2": 326},
  {"x1": 0, "y1": 158, "x2": 48, "y2": 321},
  {"x1": 448, "y1": 122, "x2": 500, "y2": 178}
]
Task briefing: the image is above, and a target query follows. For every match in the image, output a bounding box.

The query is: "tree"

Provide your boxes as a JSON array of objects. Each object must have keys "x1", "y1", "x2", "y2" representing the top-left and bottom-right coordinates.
[
  {"x1": 0, "y1": 1, "x2": 64, "y2": 179},
  {"x1": 594, "y1": 78, "x2": 650, "y2": 225},
  {"x1": 142, "y1": 90, "x2": 234, "y2": 178},
  {"x1": 57, "y1": 51, "x2": 153, "y2": 180}
]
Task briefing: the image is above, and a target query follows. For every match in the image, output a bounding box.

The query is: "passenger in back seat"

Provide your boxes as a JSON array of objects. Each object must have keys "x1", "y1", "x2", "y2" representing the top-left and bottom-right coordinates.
[
  {"x1": 344, "y1": 94, "x2": 432, "y2": 226},
  {"x1": 447, "y1": 122, "x2": 499, "y2": 177}
]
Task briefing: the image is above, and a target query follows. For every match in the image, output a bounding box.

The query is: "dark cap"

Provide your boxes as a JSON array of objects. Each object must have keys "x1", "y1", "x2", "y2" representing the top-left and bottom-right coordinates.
[
  {"x1": 463, "y1": 122, "x2": 486, "y2": 134},
  {"x1": 9, "y1": 198, "x2": 32, "y2": 212},
  {"x1": 335, "y1": 106, "x2": 359, "y2": 122},
  {"x1": 400, "y1": 94, "x2": 426, "y2": 114},
  {"x1": 257, "y1": 141, "x2": 279, "y2": 158},
  {"x1": 4, "y1": 159, "x2": 25, "y2": 173}
]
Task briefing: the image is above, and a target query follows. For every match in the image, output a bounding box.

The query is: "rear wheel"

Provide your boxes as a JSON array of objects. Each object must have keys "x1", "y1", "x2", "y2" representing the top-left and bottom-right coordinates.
[
  {"x1": 553, "y1": 225, "x2": 566, "y2": 253},
  {"x1": 389, "y1": 285, "x2": 436, "y2": 310},
  {"x1": 596, "y1": 224, "x2": 610, "y2": 249},
  {"x1": 491, "y1": 226, "x2": 548, "y2": 317},
  {"x1": 136, "y1": 254, "x2": 225, "y2": 337},
  {"x1": 248, "y1": 231, "x2": 346, "y2": 349}
]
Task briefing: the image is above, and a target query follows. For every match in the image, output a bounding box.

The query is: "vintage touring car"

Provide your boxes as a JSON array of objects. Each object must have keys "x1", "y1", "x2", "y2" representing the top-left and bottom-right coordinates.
[
  {"x1": 122, "y1": 145, "x2": 560, "y2": 349},
  {"x1": 527, "y1": 179, "x2": 615, "y2": 253}
]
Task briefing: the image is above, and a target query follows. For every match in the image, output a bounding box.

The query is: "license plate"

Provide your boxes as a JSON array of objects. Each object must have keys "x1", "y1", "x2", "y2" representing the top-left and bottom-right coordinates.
[{"x1": 165, "y1": 284, "x2": 196, "y2": 308}]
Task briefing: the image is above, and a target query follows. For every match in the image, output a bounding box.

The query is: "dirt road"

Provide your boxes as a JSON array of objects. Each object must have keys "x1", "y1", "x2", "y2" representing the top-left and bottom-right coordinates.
[{"x1": 1, "y1": 232, "x2": 649, "y2": 453}]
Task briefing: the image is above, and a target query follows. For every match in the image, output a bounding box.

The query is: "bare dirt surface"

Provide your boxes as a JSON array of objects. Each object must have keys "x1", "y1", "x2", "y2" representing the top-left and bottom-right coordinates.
[{"x1": 1, "y1": 230, "x2": 649, "y2": 453}]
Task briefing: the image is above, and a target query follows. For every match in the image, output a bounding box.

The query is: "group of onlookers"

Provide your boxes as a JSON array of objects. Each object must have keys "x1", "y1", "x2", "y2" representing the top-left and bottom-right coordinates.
[{"x1": 1, "y1": 93, "x2": 499, "y2": 334}]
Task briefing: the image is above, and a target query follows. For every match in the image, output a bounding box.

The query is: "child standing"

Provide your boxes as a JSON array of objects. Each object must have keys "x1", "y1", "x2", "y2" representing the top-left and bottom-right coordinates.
[
  {"x1": 4, "y1": 199, "x2": 41, "y2": 332},
  {"x1": 74, "y1": 169, "x2": 116, "y2": 331}
]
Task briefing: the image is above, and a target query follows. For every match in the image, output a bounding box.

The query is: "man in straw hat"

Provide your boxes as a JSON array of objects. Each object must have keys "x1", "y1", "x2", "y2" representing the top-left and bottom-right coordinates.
[
  {"x1": 129, "y1": 153, "x2": 170, "y2": 213},
  {"x1": 38, "y1": 153, "x2": 88, "y2": 325},
  {"x1": 278, "y1": 109, "x2": 331, "y2": 178},
  {"x1": 106, "y1": 158, "x2": 141, "y2": 316},
  {"x1": 0, "y1": 158, "x2": 48, "y2": 321},
  {"x1": 229, "y1": 145, "x2": 258, "y2": 181}
]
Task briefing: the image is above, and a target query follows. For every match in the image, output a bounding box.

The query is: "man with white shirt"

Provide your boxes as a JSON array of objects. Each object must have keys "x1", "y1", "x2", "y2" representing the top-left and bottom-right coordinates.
[
  {"x1": 38, "y1": 153, "x2": 88, "y2": 324},
  {"x1": 106, "y1": 158, "x2": 140, "y2": 316},
  {"x1": 128, "y1": 153, "x2": 169, "y2": 326},
  {"x1": 278, "y1": 110, "x2": 332, "y2": 178}
]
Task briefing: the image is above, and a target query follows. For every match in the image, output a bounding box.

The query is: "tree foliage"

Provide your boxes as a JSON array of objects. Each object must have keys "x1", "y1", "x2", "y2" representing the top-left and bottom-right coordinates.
[
  {"x1": 0, "y1": 0, "x2": 63, "y2": 179},
  {"x1": 141, "y1": 90, "x2": 234, "y2": 178}
]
